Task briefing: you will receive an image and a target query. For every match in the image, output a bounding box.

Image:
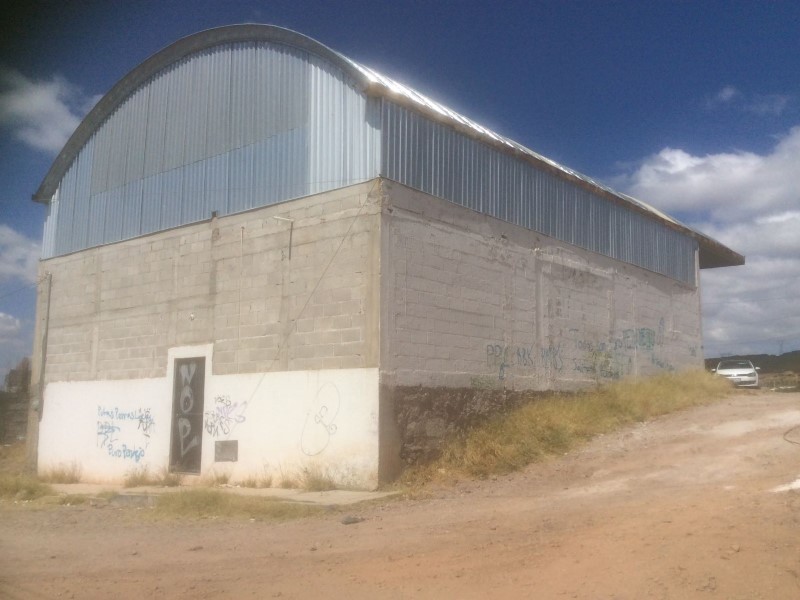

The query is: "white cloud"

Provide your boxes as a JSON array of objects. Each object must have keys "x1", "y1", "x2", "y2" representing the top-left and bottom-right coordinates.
[
  {"x1": 0, "y1": 224, "x2": 40, "y2": 284},
  {"x1": 615, "y1": 126, "x2": 800, "y2": 356},
  {"x1": 713, "y1": 85, "x2": 739, "y2": 104},
  {"x1": 0, "y1": 225, "x2": 38, "y2": 382},
  {"x1": 696, "y1": 212, "x2": 800, "y2": 260},
  {"x1": 705, "y1": 85, "x2": 790, "y2": 117},
  {"x1": 700, "y1": 257, "x2": 800, "y2": 356},
  {"x1": 0, "y1": 313, "x2": 21, "y2": 340},
  {"x1": 0, "y1": 68, "x2": 98, "y2": 153},
  {"x1": 615, "y1": 126, "x2": 800, "y2": 222},
  {"x1": 747, "y1": 94, "x2": 790, "y2": 117}
]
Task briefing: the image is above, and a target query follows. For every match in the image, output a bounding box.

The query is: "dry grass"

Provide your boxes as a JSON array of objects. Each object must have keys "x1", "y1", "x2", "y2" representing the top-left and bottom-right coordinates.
[
  {"x1": 274, "y1": 466, "x2": 339, "y2": 491},
  {"x1": 153, "y1": 489, "x2": 325, "y2": 520},
  {"x1": 57, "y1": 494, "x2": 89, "y2": 506},
  {"x1": 40, "y1": 461, "x2": 82, "y2": 484},
  {"x1": 0, "y1": 443, "x2": 54, "y2": 500},
  {"x1": 0, "y1": 443, "x2": 28, "y2": 473},
  {"x1": 239, "y1": 470, "x2": 273, "y2": 489},
  {"x1": 300, "y1": 466, "x2": 338, "y2": 491},
  {"x1": 761, "y1": 372, "x2": 800, "y2": 392},
  {"x1": 402, "y1": 370, "x2": 730, "y2": 486},
  {"x1": 0, "y1": 473, "x2": 54, "y2": 500},
  {"x1": 0, "y1": 371, "x2": 732, "y2": 505},
  {"x1": 123, "y1": 466, "x2": 183, "y2": 488},
  {"x1": 278, "y1": 470, "x2": 299, "y2": 489},
  {"x1": 205, "y1": 471, "x2": 232, "y2": 486}
]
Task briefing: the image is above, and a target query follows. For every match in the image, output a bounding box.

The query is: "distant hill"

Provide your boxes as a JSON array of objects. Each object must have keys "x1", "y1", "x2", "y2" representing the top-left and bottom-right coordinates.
[{"x1": 704, "y1": 350, "x2": 800, "y2": 373}]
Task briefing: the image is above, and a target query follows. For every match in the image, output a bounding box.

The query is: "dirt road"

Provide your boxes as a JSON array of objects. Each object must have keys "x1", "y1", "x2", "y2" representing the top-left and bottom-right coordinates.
[{"x1": 2, "y1": 391, "x2": 799, "y2": 599}]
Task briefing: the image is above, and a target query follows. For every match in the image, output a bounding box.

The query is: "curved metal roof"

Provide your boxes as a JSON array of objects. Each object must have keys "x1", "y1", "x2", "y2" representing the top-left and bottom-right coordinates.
[{"x1": 33, "y1": 24, "x2": 743, "y2": 269}]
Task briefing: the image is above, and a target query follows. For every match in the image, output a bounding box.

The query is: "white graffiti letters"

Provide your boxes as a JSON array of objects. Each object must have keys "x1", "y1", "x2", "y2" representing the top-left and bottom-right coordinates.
[
  {"x1": 178, "y1": 416, "x2": 199, "y2": 458},
  {"x1": 179, "y1": 363, "x2": 197, "y2": 412}
]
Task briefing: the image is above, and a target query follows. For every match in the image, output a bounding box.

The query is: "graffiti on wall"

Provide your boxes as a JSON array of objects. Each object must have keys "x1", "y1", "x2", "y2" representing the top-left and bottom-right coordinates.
[
  {"x1": 204, "y1": 394, "x2": 248, "y2": 437},
  {"x1": 486, "y1": 318, "x2": 674, "y2": 383},
  {"x1": 572, "y1": 348, "x2": 627, "y2": 380},
  {"x1": 570, "y1": 320, "x2": 673, "y2": 379},
  {"x1": 300, "y1": 382, "x2": 340, "y2": 456},
  {"x1": 486, "y1": 344, "x2": 530, "y2": 381},
  {"x1": 96, "y1": 421, "x2": 119, "y2": 449},
  {"x1": 170, "y1": 358, "x2": 205, "y2": 473},
  {"x1": 486, "y1": 343, "x2": 563, "y2": 380},
  {"x1": 96, "y1": 406, "x2": 153, "y2": 463},
  {"x1": 540, "y1": 344, "x2": 564, "y2": 371},
  {"x1": 137, "y1": 409, "x2": 155, "y2": 438}
]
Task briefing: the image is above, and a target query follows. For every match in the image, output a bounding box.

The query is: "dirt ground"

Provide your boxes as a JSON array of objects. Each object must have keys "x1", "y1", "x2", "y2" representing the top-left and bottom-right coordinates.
[{"x1": 2, "y1": 391, "x2": 800, "y2": 599}]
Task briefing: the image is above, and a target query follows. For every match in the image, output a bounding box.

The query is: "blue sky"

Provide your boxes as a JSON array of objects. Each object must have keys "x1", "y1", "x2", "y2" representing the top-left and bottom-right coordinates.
[{"x1": 1, "y1": 0, "x2": 799, "y2": 379}]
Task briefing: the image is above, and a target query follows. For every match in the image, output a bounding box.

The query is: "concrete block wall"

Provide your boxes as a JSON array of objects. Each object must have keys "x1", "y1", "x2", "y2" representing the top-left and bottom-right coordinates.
[
  {"x1": 39, "y1": 180, "x2": 382, "y2": 384},
  {"x1": 31, "y1": 175, "x2": 704, "y2": 484},
  {"x1": 380, "y1": 180, "x2": 702, "y2": 392}
]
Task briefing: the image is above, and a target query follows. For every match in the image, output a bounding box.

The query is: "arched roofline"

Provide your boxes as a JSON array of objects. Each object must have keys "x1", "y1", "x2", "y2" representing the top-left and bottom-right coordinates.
[
  {"x1": 33, "y1": 24, "x2": 372, "y2": 203},
  {"x1": 33, "y1": 24, "x2": 744, "y2": 269}
]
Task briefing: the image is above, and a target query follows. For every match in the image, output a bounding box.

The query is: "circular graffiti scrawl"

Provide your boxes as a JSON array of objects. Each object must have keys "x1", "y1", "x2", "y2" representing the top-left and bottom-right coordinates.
[{"x1": 300, "y1": 382, "x2": 340, "y2": 456}]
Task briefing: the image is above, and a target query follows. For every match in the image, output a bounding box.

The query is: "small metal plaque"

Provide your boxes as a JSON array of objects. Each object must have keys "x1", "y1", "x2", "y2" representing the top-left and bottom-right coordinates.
[{"x1": 215, "y1": 440, "x2": 238, "y2": 462}]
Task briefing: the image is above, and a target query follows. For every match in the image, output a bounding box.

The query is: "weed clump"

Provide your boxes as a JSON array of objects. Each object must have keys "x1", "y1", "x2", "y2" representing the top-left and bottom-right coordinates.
[
  {"x1": 274, "y1": 466, "x2": 339, "y2": 491},
  {"x1": 123, "y1": 467, "x2": 182, "y2": 488},
  {"x1": 239, "y1": 472, "x2": 273, "y2": 489},
  {"x1": 403, "y1": 370, "x2": 730, "y2": 485},
  {"x1": 300, "y1": 466, "x2": 338, "y2": 491},
  {"x1": 0, "y1": 443, "x2": 55, "y2": 500},
  {"x1": 41, "y1": 462, "x2": 82, "y2": 484},
  {"x1": 278, "y1": 472, "x2": 299, "y2": 489},
  {"x1": 0, "y1": 473, "x2": 54, "y2": 500},
  {"x1": 205, "y1": 471, "x2": 231, "y2": 486}
]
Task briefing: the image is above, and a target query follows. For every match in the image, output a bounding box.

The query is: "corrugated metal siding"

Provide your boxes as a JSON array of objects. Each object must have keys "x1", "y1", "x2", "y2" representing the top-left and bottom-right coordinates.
[
  {"x1": 307, "y1": 54, "x2": 381, "y2": 195},
  {"x1": 41, "y1": 190, "x2": 58, "y2": 258},
  {"x1": 45, "y1": 41, "x2": 380, "y2": 258},
  {"x1": 382, "y1": 102, "x2": 697, "y2": 285},
  {"x1": 42, "y1": 36, "x2": 694, "y2": 286}
]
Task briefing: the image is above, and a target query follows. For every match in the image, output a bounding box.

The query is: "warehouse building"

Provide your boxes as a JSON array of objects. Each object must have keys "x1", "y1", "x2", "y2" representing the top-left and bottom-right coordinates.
[{"x1": 29, "y1": 25, "x2": 742, "y2": 488}]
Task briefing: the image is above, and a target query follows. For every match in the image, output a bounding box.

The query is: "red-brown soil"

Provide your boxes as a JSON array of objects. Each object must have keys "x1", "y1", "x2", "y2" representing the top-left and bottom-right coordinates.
[{"x1": 2, "y1": 391, "x2": 799, "y2": 599}]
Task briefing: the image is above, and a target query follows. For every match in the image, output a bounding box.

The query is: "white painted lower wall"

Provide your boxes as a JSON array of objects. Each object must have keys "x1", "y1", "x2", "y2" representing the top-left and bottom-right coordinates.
[{"x1": 38, "y1": 361, "x2": 380, "y2": 489}]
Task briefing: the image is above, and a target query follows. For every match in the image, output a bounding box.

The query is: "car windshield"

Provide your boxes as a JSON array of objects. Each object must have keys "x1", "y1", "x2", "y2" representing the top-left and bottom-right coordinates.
[{"x1": 717, "y1": 360, "x2": 753, "y2": 370}]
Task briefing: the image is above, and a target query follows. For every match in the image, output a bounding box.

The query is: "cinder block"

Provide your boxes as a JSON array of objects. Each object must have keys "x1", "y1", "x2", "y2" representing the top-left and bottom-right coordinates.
[
  {"x1": 290, "y1": 357, "x2": 325, "y2": 370},
  {"x1": 39, "y1": 179, "x2": 701, "y2": 396},
  {"x1": 314, "y1": 344, "x2": 335, "y2": 358},
  {"x1": 296, "y1": 318, "x2": 314, "y2": 333},
  {"x1": 339, "y1": 328, "x2": 361, "y2": 343}
]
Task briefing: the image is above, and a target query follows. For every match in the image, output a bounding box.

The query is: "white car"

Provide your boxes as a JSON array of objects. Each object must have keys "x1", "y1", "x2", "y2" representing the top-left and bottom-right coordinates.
[{"x1": 712, "y1": 359, "x2": 760, "y2": 388}]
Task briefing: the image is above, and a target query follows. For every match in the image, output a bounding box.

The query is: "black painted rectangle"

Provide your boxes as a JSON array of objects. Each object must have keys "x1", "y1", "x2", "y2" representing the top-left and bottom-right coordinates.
[
  {"x1": 215, "y1": 440, "x2": 238, "y2": 462},
  {"x1": 169, "y1": 357, "x2": 205, "y2": 473}
]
